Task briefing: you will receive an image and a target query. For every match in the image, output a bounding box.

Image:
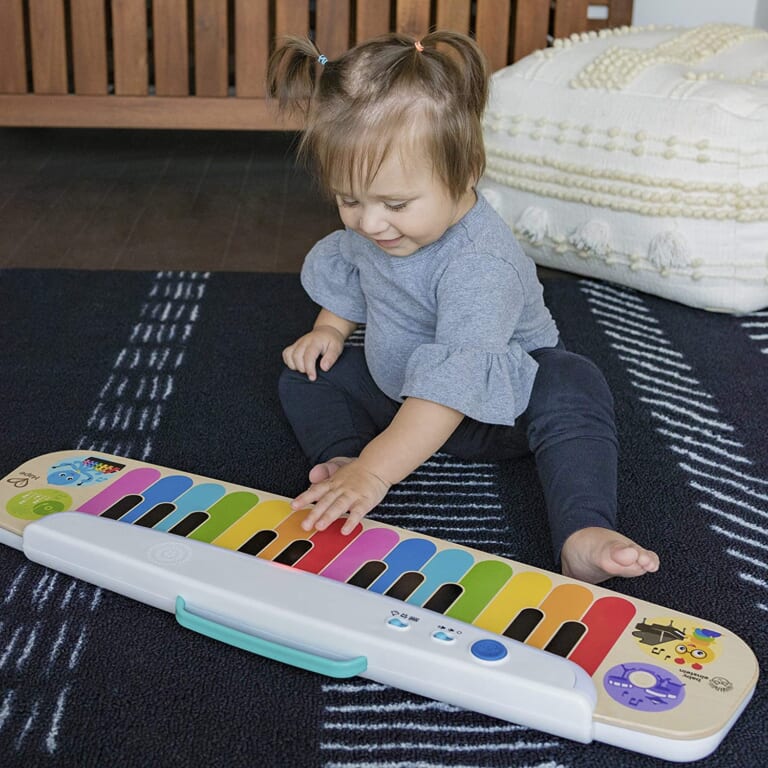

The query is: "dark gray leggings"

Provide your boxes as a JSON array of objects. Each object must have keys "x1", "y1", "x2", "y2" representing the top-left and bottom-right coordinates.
[{"x1": 278, "y1": 344, "x2": 618, "y2": 560}]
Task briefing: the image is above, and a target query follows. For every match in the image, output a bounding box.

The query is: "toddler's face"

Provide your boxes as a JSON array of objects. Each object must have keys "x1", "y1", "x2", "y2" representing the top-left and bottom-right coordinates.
[{"x1": 332, "y1": 149, "x2": 476, "y2": 257}]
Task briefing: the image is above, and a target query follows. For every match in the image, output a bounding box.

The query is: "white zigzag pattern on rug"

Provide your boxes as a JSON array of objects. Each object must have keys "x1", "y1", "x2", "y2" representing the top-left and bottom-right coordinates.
[
  {"x1": 580, "y1": 279, "x2": 768, "y2": 615},
  {"x1": 0, "y1": 272, "x2": 209, "y2": 756}
]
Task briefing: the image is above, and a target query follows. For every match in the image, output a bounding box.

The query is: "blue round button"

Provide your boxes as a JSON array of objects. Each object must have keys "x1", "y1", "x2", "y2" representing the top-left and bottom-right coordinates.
[{"x1": 470, "y1": 639, "x2": 508, "y2": 662}]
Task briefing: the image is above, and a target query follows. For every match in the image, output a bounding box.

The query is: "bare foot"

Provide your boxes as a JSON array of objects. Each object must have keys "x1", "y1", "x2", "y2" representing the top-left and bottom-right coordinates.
[
  {"x1": 307, "y1": 456, "x2": 354, "y2": 484},
  {"x1": 561, "y1": 527, "x2": 659, "y2": 585}
]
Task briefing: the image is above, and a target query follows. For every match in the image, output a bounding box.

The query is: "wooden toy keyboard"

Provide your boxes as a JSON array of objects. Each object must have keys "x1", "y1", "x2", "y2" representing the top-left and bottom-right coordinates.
[{"x1": 0, "y1": 451, "x2": 758, "y2": 761}]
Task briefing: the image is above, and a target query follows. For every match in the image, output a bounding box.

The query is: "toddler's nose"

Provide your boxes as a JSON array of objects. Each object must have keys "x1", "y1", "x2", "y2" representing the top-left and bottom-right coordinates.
[{"x1": 358, "y1": 208, "x2": 387, "y2": 236}]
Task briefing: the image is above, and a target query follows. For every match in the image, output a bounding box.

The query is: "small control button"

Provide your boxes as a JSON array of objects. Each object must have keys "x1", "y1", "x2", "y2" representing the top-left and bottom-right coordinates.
[
  {"x1": 471, "y1": 639, "x2": 508, "y2": 662},
  {"x1": 432, "y1": 630, "x2": 455, "y2": 643},
  {"x1": 387, "y1": 617, "x2": 410, "y2": 631}
]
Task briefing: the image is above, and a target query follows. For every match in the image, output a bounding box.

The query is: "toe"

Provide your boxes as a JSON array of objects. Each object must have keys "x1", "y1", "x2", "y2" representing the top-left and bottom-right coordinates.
[{"x1": 611, "y1": 544, "x2": 642, "y2": 567}]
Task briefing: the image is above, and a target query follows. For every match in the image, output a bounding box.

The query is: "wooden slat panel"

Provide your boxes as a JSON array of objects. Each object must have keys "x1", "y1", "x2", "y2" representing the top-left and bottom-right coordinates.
[
  {"x1": 435, "y1": 0, "x2": 471, "y2": 34},
  {"x1": 584, "y1": 1, "x2": 633, "y2": 32},
  {"x1": 234, "y1": 0, "x2": 268, "y2": 98},
  {"x1": 552, "y1": 0, "x2": 590, "y2": 40},
  {"x1": 153, "y1": 0, "x2": 189, "y2": 96},
  {"x1": 0, "y1": 94, "x2": 304, "y2": 129},
  {"x1": 70, "y1": 0, "x2": 108, "y2": 95},
  {"x1": 316, "y1": 0, "x2": 351, "y2": 59},
  {"x1": 0, "y1": 1, "x2": 27, "y2": 93},
  {"x1": 2, "y1": 0, "x2": 633, "y2": 132},
  {"x1": 194, "y1": 0, "x2": 229, "y2": 97},
  {"x1": 511, "y1": 0, "x2": 549, "y2": 61},
  {"x1": 396, "y1": 0, "x2": 430, "y2": 37},
  {"x1": 607, "y1": 0, "x2": 633, "y2": 27},
  {"x1": 585, "y1": 0, "x2": 606, "y2": 31},
  {"x1": 275, "y1": 0, "x2": 310, "y2": 40},
  {"x1": 355, "y1": 0, "x2": 390, "y2": 43},
  {"x1": 29, "y1": 0, "x2": 68, "y2": 94},
  {"x1": 112, "y1": 0, "x2": 149, "y2": 96},
  {"x1": 476, "y1": 0, "x2": 511, "y2": 70}
]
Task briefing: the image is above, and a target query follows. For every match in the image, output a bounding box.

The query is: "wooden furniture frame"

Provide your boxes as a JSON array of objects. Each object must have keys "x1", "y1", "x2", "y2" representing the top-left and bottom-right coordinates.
[{"x1": 0, "y1": 1, "x2": 633, "y2": 130}]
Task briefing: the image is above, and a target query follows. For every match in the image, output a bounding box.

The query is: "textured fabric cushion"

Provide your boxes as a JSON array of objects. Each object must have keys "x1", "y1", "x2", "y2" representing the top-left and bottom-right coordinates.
[{"x1": 479, "y1": 24, "x2": 768, "y2": 313}]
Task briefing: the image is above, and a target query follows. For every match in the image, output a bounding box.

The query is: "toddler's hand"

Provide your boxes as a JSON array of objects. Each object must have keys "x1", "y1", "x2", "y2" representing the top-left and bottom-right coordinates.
[
  {"x1": 282, "y1": 325, "x2": 346, "y2": 381},
  {"x1": 292, "y1": 459, "x2": 391, "y2": 534}
]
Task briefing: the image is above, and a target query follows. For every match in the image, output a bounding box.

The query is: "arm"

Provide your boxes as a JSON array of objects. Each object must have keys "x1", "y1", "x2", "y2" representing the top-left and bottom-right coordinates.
[
  {"x1": 292, "y1": 397, "x2": 464, "y2": 534},
  {"x1": 282, "y1": 308, "x2": 357, "y2": 381}
]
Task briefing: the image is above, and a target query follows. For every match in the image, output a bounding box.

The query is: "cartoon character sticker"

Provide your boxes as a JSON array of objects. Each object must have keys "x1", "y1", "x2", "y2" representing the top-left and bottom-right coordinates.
[
  {"x1": 670, "y1": 628, "x2": 722, "y2": 670},
  {"x1": 632, "y1": 617, "x2": 722, "y2": 671},
  {"x1": 604, "y1": 662, "x2": 686, "y2": 712},
  {"x1": 47, "y1": 456, "x2": 125, "y2": 487}
]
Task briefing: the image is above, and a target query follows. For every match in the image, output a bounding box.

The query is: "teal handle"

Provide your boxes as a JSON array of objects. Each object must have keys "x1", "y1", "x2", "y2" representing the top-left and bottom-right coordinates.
[{"x1": 175, "y1": 596, "x2": 368, "y2": 679}]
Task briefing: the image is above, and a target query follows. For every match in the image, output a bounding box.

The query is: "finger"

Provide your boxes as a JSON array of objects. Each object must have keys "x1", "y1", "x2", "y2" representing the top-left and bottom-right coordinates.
[
  {"x1": 292, "y1": 483, "x2": 325, "y2": 512},
  {"x1": 301, "y1": 493, "x2": 343, "y2": 531},
  {"x1": 300, "y1": 346, "x2": 322, "y2": 381},
  {"x1": 286, "y1": 344, "x2": 310, "y2": 374},
  {"x1": 319, "y1": 345, "x2": 340, "y2": 371},
  {"x1": 311, "y1": 494, "x2": 353, "y2": 531},
  {"x1": 300, "y1": 505, "x2": 327, "y2": 531},
  {"x1": 308, "y1": 461, "x2": 337, "y2": 483},
  {"x1": 282, "y1": 346, "x2": 296, "y2": 369},
  {"x1": 341, "y1": 506, "x2": 368, "y2": 535}
]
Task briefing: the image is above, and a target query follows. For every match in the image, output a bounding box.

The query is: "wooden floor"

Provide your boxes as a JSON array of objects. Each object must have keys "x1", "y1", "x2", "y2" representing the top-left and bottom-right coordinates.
[
  {"x1": 0, "y1": 128, "x2": 338, "y2": 273},
  {"x1": 0, "y1": 127, "x2": 568, "y2": 279}
]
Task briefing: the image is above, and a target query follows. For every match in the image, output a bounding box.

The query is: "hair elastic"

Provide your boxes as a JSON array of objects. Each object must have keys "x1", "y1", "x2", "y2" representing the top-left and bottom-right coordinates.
[
  {"x1": 317, "y1": 54, "x2": 328, "y2": 65},
  {"x1": 414, "y1": 40, "x2": 424, "y2": 52}
]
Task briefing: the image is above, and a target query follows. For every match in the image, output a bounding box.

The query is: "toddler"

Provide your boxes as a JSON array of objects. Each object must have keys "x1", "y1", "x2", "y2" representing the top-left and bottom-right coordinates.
[{"x1": 267, "y1": 31, "x2": 659, "y2": 584}]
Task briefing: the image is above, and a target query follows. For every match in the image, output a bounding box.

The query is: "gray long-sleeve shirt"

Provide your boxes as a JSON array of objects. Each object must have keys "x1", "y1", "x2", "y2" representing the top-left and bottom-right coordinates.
[{"x1": 300, "y1": 192, "x2": 559, "y2": 425}]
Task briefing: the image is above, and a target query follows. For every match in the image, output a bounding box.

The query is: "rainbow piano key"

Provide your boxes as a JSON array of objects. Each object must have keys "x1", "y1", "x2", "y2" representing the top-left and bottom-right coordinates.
[{"x1": 65, "y1": 462, "x2": 635, "y2": 675}]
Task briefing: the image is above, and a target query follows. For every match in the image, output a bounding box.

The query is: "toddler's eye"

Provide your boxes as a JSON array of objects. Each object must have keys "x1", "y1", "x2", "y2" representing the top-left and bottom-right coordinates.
[
  {"x1": 338, "y1": 198, "x2": 358, "y2": 208},
  {"x1": 385, "y1": 202, "x2": 408, "y2": 212}
]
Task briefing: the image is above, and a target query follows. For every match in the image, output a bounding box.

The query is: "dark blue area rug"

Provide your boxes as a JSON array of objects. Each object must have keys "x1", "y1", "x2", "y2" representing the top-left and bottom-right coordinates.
[{"x1": 1, "y1": 269, "x2": 766, "y2": 768}]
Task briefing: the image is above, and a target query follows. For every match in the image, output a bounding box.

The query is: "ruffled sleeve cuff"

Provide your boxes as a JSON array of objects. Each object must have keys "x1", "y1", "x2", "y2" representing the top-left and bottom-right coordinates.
[
  {"x1": 300, "y1": 233, "x2": 367, "y2": 323},
  {"x1": 400, "y1": 343, "x2": 539, "y2": 425}
]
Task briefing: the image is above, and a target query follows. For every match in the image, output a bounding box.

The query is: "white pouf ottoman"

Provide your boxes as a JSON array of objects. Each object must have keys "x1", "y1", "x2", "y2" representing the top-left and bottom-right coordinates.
[{"x1": 479, "y1": 24, "x2": 768, "y2": 313}]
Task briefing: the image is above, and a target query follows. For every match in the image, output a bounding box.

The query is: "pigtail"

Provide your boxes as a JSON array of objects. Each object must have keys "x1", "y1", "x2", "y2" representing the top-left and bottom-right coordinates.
[
  {"x1": 266, "y1": 35, "x2": 324, "y2": 115},
  {"x1": 420, "y1": 31, "x2": 489, "y2": 119}
]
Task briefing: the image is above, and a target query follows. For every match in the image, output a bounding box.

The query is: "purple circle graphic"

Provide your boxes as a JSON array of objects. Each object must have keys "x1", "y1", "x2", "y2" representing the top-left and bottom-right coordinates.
[{"x1": 603, "y1": 662, "x2": 686, "y2": 713}]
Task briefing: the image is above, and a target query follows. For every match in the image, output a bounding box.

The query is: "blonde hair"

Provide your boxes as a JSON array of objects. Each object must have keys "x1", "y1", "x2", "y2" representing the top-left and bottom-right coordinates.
[{"x1": 267, "y1": 31, "x2": 489, "y2": 201}]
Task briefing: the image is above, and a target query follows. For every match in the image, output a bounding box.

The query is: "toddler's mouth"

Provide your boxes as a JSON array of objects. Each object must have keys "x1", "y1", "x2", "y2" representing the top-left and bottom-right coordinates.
[{"x1": 375, "y1": 237, "x2": 403, "y2": 249}]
